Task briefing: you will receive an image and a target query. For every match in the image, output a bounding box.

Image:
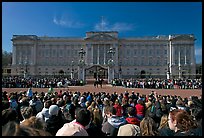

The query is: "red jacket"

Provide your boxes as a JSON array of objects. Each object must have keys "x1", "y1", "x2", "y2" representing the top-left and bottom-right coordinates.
[
  {"x1": 135, "y1": 104, "x2": 144, "y2": 115},
  {"x1": 113, "y1": 104, "x2": 123, "y2": 117},
  {"x1": 126, "y1": 116, "x2": 140, "y2": 126}
]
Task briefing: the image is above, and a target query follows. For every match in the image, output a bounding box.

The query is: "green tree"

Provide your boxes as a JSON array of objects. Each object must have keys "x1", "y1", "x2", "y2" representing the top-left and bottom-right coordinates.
[{"x1": 2, "y1": 49, "x2": 12, "y2": 67}]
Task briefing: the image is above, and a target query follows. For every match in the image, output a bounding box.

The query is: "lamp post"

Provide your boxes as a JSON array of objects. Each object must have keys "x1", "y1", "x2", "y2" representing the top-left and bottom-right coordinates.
[
  {"x1": 178, "y1": 51, "x2": 181, "y2": 79},
  {"x1": 107, "y1": 47, "x2": 115, "y2": 83},
  {"x1": 119, "y1": 61, "x2": 122, "y2": 79},
  {"x1": 78, "y1": 48, "x2": 86, "y2": 81},
  {"x1": 71, "y1": 61, "x2": 74, "y2": 79},
  {"x1": 23, "y1": 57, "x2": 28, "y2": 78}
]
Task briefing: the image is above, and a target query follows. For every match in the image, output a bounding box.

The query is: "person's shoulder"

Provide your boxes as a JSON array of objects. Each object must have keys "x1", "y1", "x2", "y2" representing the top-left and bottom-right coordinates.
[
  {"x1": 174, "y1": 129, "x2": 201, "y2": 136},
  {"x1": 187, "y1": 127, "x2": 202, "y2": 136}
]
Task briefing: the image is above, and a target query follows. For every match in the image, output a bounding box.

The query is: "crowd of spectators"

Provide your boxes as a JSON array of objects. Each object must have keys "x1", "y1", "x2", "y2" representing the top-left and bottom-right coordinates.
[
  {"x1": 2, "y1": 76, "x2": 202, "y2": 90},
  {"x1": 111, "y1": 78, "x2": 202, "y2": 89},
  {"x1": 2, "y1": 76, "x2": 85, "y2": 88},
  {"x1": 2, "y1": 87, "x2": 202, "y2": 136}
]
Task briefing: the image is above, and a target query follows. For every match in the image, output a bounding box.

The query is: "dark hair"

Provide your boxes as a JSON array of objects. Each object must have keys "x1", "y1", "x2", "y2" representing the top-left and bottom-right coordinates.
[
  {"x1": 2, "y1": 121, "x2": 52, "y2": 136},
  {"x1": 75, "y1": 108, "x2": 91, "y2": 127},
  {"x1": 2, "y1": 109, "x2": 18, "y2": 126},
  {"x1": 44, "y1": 100, "x2": 52, "y2": 108},
  {"x1": 2, "y1": 100, "x2": 10, "y2": 110},
  {"x1": 127, "y1": 106, "x2": 135, "y2": 116},
  {"x1": 20, "y1": 97, "x2": 29, "y2": 106},
  {"x1": 106, "y1": 105, "x2": 117, "y2": 115},
  {"x1": 20, "y1": 106, "x2": 33, "y2": 119}
]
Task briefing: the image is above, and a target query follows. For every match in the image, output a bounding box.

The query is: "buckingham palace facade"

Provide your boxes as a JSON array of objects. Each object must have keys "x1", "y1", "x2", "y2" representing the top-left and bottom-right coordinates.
[{"x1": 11, "y1": 31, "x2": 196, "y2": 82}]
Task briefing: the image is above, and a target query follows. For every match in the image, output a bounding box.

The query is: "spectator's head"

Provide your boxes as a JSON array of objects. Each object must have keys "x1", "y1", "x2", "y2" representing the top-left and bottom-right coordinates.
[
  {"x1": 2, "y1": 109, "x2": 18, "y2": 126},
  {"x1": 20, "y1": 97, "x2": 29, "y2": 106},
  {"x1": 127, "y1": 106, "x2": 136, "y2": 116},
  {"x1": 2, "y1": 121, "x2": 52, "y2": 136},
  {"x1": 168, "y1": 109, "x2": 198, "y2": 132},
  {"x1": 79, "y1": 96, "x2": 85, "y2": 104},
  {"x1": 105, "y1": 105, "x2": 117, "y2": 117},
  {"x1": 2, "y1": 100, "x2": 10, "y2": 110},
  {"x1": 117, "y1": 124, "x2": 141, "y2": 136},
  {"x1": 114, "y1": 99, "x2": 120, "y2": 105},
  {"x1": 103, "y1": 98, "x2": 110, "y2": 106},
  {"x1": 85, "y1": 101, "x2": 90, "y2": 107},
  {"x1": 92, "y1": 108, "x2": 103, "y2": 126},
  {"x1": 140, "y1": 116, "x2": 158, "y2": 136},
  {"x1": 187, "y1": 100, "x2": 194, "y2": 108},
  {"x1": 21, "y1": 116, "x2": 46, "y2": 130},
  {"x1": 176, "y1": 99, "x2": 184, "y2": 106},
  {"x1": 20, "y1": 106, "x2": 33, "y2": 120},
  {"x1": 158, "y1": 114, "x2": 168, "y2": 129},
  {"x1": 49, "y1": 105, "x2": 59, "y2": 116},
  {"x1": 137, "y1": 98, "x2": 144, "y2": 105},
  {"x1": 44, "y1": 100, "x2": 52, "y2": 108},
  {"x1": 75, "y1": 108, "x2": 91, "y2": 127}
]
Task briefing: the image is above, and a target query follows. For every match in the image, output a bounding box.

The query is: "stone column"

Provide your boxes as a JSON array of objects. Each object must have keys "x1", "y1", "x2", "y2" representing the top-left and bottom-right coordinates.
[
  {"x1": 114, "y1": 43, "x2": 118, "y2": 67},
  {"x1": 169, "y1": 39, "x2": 172, "y2": 76},
  {"x1": 32, "y1": 40, "x2": 37, "y2": 76},
  {"x1": 104, "y1": 44, "x2": 106, "y2": 65},
  {"x1": 191, "y1": 45, "x2": 195, "y2": 65},
  {"x1": 178, "y1": 47, "x2": 181, "y2": 79},
  {"x1": 12, "y1": 45, "x2": 16, "y2": 65},
  {"x1": 85, "y1": 44, "x2": 88, "y2": 64},
  {"x1": 172, "y1": 44, "x2": 174, "y2": 65},
  {"x1": 78, "y1": 66, "x2": 85, "y2": 81},
  {"x1": 33, "y1": 42, "x2": 37, "y2": 65},
  {"x1": 108, "y1": 66, "x2": 114, "y2": 83},
  {"x1": 91, "y1": 44, "x2": 93, "y2": 65},
  {"x1": 97, "y1": 44, "x2": 99, "y2": 64},
  {"x1": 185, "y1": 46, "x2": 187, "y2": 65}
]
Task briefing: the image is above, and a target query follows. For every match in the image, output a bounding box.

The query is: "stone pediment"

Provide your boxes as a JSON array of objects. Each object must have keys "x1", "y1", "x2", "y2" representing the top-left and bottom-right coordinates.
[{"x1": 84, "y1": 33, "x2": 117, "y2": 41}]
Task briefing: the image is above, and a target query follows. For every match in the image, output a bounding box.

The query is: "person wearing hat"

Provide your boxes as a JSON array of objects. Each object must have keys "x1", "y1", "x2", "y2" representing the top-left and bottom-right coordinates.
[
  {"x1": 45, "y1": 105, "x2": 65, "y2": 136},
  {"x1": 117, "y1": 124, "x2": 141, "y2": 136},
  {"x1": 36, "y1": 100, "x2": 52, "y2": 122}
]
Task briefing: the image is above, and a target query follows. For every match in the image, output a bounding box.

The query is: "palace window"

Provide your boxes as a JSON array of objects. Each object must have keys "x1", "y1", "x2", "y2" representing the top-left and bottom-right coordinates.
[{"x1": 164, "y1": 50, "x2": 167, "y2": 55}]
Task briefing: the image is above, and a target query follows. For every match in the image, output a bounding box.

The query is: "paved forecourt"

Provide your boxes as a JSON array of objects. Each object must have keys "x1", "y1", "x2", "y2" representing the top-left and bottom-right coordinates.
[{"x1": 2, "y1": 84, "x2": 202, "y2": 99}]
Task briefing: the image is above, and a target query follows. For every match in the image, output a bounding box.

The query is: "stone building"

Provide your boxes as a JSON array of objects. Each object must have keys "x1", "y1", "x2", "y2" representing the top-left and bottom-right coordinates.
[{"x1": 11, "y1": 31, "x2": 196, "y2": 82}]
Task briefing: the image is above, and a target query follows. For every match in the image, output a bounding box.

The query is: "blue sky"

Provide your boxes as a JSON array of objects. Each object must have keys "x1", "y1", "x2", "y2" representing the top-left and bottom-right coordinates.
[{"x1": 2, "y1": 2, "x2": 202, "y2": 63}]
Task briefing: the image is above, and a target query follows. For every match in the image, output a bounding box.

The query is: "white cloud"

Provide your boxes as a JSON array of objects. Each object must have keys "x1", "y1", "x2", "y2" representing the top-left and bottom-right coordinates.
[
  {"x1": 53, "y1": 16, "x2": 84, "y2": 28},
  {"x1": 94, "y1": 18, "x2": 135, "y2": 32},
  {"x1": 94, "y1": 18, "x2": 110, "y2": 31},
  {"x1": 112, "y1": 23, "x2": 134, "y2": 32},
  {"x1": 195, "y1": 47, "x2": 202, "y2": 56}
]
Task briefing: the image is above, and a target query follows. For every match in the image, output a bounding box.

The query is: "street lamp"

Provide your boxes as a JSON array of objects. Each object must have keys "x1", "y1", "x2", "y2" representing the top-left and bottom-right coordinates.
[
  {"x1": 107, "y1": 47, "x2": 115, "y2": 83},
  {"x1": 79, "y1": 48, "x2": 86, "y2": 61},
  {"x1": 71, "y1": 61, "x2": 74, "y2": 79},
  {"x1": 119, "y1": 61, "x2": 122, "y2": 79},
  {"x1": 107, "y1": 47, "x2": 115, "y2": 59},
  {"x1": 23, "y1": 57, "x2": 28, "y2": 78},
  {"x1": 78, "y1": 48, "x2": 86, "y2": 81}
]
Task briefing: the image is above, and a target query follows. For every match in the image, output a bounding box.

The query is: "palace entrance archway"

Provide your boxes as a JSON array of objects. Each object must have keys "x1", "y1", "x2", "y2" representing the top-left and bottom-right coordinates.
[{"x1": 85, "y1": 65, "x2": 108, "y2": 80}]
